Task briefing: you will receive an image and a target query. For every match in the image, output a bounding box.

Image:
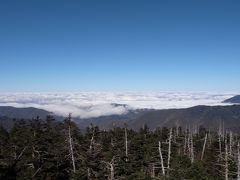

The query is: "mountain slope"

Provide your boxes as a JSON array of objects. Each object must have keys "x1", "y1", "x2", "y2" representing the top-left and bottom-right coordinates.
[
  {"x1": 75, "y1": 108, "x2": 153, "y2": 129},
  {"x1": 128, "y1": 105, "x2": 240, "y2": 130},
  {"x1": 0, "y1": 106, "x2": 55, "y2": 130},
  {"x1": 0, "y1": 106, "x2": 53, "y2": 119},
  {"x1": 1, "y1": 105, "x2": 240, "y2": 131},
  {"x1": 223, "y1": 95, "x2": 240, "y2": 104}
]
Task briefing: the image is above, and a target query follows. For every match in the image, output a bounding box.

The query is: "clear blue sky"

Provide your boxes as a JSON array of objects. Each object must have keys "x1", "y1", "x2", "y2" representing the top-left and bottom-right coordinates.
[{"x1": 0, "y1": 0, "x2": 240, "y2": 92}]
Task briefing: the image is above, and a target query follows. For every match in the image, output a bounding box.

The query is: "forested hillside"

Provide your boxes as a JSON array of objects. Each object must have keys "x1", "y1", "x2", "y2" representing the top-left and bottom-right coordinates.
[{"x1": 0, "y1": 115, "x2": 239, "y2": 180}]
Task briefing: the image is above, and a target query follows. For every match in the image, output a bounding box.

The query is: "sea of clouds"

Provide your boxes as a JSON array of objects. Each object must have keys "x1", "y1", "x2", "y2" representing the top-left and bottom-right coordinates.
[{"x1": 0, "y1": 92, "x2": 237, "y2": 118}]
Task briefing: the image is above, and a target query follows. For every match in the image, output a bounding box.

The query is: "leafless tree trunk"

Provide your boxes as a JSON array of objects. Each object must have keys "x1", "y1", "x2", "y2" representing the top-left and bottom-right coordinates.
[
  {"x1": 201, "y1": 134, "x2": 207, "y2": 160},
  {"x1": 124, "y1": 125, "x2": 128, "y2": 161},
  {"x1": 219, "y1": 134, "x2": 222, "y2": 157},
  {"x1": 167, "y1": 128, "x2": 172, "y2": 171},
  {"x1": 187, "y1": 131, "x2": 191, "y2": 158},
  {"x1": 150, "y1": 163, "x2": 156, "y2": 178},
  {"x1": 17, "y1": 146, "x2": 27, "y2": 160},
  {"x1": 173, "y1": 129, "x2": 176, "y2": 143},
  {"x1": 89, "y1": 125, "x2": 95, "y2": 152},
  {"x1": 190, "y1": 132, "x2": 194, "y2": 163},
  {"x1": 222, "y1": 121, "x2": 225, "y2": 140},
  {"x1": 229, "y1": 131, "x2": 233, "y2": 156},
  {"x1": 237, "y1": 142, "x2": 240, "y2": 180},
  {"x1": 32, "y1": 167, "x2": 41, "y2": 178},
  {"x1": 219, "y1": 121, "x2": 225, "y2": 138},
  {"x1": 12, "y1": 145, "x2": 17, "y2": 160},
  {"x1": 87, "y1": 168, "x2": 91, "y2": 179},
  {"x1": 103, "y1": 157, "x2": 115, "y2": 180},
  {"x1": 188, "y1": 133, "x2": 194, "y2": 163},
  {"x1": 110, "y1": 160, "x2": 114, "y2": 180},
  {"x1": 208, "y1": 130, "x2": 212, "y2": 147},
  {"x1": 88, "y1": 125, "x2": 96, "y2": 178},
  {"x1": 225, "y1": 139, "x2": 229, "y2": 180},
  {"x1": 158, "y1": 141, "x2": 165, "y2": 176},
  {"x1": 68, "y1": 113, "x2": 76, "y2": 173},
  {"x1": 176, "y1": 123, "x2": 179, "y2": 137},
  {"x1": 184, "y1": 132, "x2": 187, "y2": 155}
]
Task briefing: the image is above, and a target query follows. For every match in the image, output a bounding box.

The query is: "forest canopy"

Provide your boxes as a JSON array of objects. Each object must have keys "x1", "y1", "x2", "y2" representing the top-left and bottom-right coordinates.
[{"x1": 0, "y1": 116, "x2": 238, "y2": 180}]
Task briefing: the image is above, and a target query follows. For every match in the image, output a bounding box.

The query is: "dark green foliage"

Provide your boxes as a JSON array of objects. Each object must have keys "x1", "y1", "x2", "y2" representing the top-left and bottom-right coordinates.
[{"x1": 0, "y1": 117, "x2": 239, "y2": 179}]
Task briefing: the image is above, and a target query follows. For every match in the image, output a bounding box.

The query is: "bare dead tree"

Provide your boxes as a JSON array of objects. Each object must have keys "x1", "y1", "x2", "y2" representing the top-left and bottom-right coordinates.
[
  {"x1": 32, "y1": 167, "x2": 42, "y2": 178},
  {"x1": 12, "y1": 145, "x2": 17, "y2": 160},
  {"x1": 187, "y1": 130, "x2": 191, "y2": 159},
  {"x1": 219, "y1": 120, "x2": 225, "y2": 139},
  {"x1": 124, "y1": 124, "x2": 128, "y2": 161},
  {"x1": 150, "y1": 163, "x2": 156, "y2": 178},
  {"x1": 88, "y1": 124, "x2": 96, "y2": 179},
  {"x1": 102, "y1": 157, "x2": 115, "y2": 180},
  {"x1": 89, "y1": 125, "x2": 95, "y2": 152},
  {"x1": 237, "y1": 142, "x2": 240, "y2": 180},
  {"x1": 208, "y1": 130, "x2": 212, "y2": 147},
  {"x1": 176, "y1": 121, "x2": 179, "y2": 137},
  {"x1": 219, "y1": 133, "x2": 222, "y2": 158},
  {"x1": 190, "y1": 132, "x2": 194, "y2": 163},
  {"x1": 173, "y1": 129, "x2": 177, "y2": 143},
  {"x1": 229, "y1": 131, "x2": 233, "y2": 156},
  {"x1": 225, "y1": 138, "x2": 229, "y2": 180},
  {"x1": 158, "y1": 141, "x2": 165, "y2": 176},
  {"x1": 67, "y1": 113, "x2": 76, "y2": 173},
  {"x1": 184, "y1": 132, "x2": 187, "y2": 155},
  {"x1": 17, "y1": 146, "x2": 27, "y2": 161},
  {"x1": 201, "y1": 134, "x2": 208, "y2": 160},
  {"x1": 7, "y1": 146, "x2": 28, "y2": 175},
  {"x1": 109, "y1": 159, "x2": 114, "y2": 180},
  {"x1": 223, "y1": 121, "x2": 225, "y2": 141},
  {"x1": 193, "y1": 124, "x2": 198, "y2": 135},
  {"x1": 167, "y1": 128, "x2": 172, "y2": 171}
]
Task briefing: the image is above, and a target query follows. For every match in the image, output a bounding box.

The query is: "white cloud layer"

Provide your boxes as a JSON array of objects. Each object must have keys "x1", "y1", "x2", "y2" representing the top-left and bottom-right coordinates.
[{"x1": 0, "y1": 92, "x2": 238, "y2": 118}]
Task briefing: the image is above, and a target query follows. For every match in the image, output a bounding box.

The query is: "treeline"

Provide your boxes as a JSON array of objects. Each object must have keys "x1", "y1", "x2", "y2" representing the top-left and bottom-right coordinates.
[{"x1": 0, "y1": 115, "x2": 239, "y2": 180}]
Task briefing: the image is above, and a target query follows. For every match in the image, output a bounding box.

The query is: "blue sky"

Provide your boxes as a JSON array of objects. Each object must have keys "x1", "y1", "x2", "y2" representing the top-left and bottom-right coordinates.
[{"x1": 0, "y1": 0, "x2": 240, "y2": 92}]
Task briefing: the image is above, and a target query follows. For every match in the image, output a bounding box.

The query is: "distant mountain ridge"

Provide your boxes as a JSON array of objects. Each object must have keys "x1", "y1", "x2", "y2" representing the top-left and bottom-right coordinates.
[
  {"x1": 0, "y1": 106, "x2": 55, "y2": 130},
  {"x1": 223, "y1": 95, "x2": 240, "y2": 104},
  {"x1": 75, "y1": 108, "x2": 154, "y2": 129},
  {"x1": 0, "y1": 106, "x2": 53, "y2": 119},
  {"x1": 1, "y1": 105, "x2": 240, "y2": 131},
  {"x1": 128, "y1": 105, "x2": 240, "y2": 130}
]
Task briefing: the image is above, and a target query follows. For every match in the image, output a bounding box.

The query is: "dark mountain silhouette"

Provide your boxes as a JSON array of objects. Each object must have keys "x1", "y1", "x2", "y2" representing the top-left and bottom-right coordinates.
[
  {"x1": 127, "y1": 105, "x2": 240, "y2": 130},
  {"x1": 0, "y1": 106, "x2": 55, "y2": 130},
  {"x1": 75, "y1": 108, "x2": 153, "y2": 129},
  {"x1": 223, "y1": 95, "x2": 240, "y2": 104},
  {"x1": 1, "y1": 105, "x2": 240, "y2": 131},
  {"x1": 0, "y1": 106, "x2": 53, "y2": 119},
  {"x1": 74, "y1": 105, "x2": 240, "y2": 130}
]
